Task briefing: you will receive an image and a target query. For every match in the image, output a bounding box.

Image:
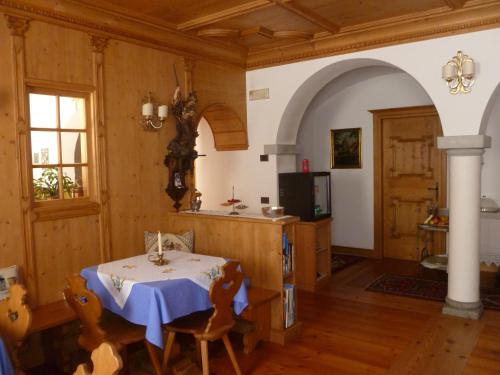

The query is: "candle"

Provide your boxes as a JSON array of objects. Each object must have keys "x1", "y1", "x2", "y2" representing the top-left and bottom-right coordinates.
[
  {"x1": 157, "y1": 231, "x2": 163, "y2": 255},
  {"x1": 158, "y1": 105, "x2": 168, "y2": 119},
  {"x1": 142, "y1": 102, "x2": 153, "y2": 117}
]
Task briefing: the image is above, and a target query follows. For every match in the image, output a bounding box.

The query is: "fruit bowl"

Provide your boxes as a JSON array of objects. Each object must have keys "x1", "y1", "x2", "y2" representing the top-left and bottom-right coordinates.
[{"x1": 261, "y1": 206, "x2": 284, "y2": 218}]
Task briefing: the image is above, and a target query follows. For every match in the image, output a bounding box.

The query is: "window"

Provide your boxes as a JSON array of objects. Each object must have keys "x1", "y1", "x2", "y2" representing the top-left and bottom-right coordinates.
[{"x1": 28, "y1": 90, "x2": 90, "y2": 202}]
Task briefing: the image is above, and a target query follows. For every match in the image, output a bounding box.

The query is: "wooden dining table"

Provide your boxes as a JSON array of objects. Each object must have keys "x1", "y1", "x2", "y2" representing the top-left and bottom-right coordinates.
[{"x1": 81, "y1": 250, "x2": 248, "y2": 349}]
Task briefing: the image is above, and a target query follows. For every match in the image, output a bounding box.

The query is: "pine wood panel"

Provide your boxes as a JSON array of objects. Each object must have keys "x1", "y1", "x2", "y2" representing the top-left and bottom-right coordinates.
[
  {"x1": 165, "y1": 212, "x2": 301, "y2": 342},
  {"x1": 0, "y1": 19, "x2": 24, "y2": 269},
  {"x1": 33, "y1": 215, "x2": 101, "y2": 304},
  {"x1": 24, "y1": 21, "x2": 93, "y2": 85},
  {"x1": 104, "y1": 39, "x2": 184, "y2": 260}
]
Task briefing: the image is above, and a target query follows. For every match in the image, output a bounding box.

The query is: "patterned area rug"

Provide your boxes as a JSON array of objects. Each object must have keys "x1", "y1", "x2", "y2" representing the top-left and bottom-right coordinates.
[
  {"x1": 331, "y1": 254, "x2": 364, "y2": 274},
  {"x1": 367, "y1": 273, "x2": 500, "y2": 311}
]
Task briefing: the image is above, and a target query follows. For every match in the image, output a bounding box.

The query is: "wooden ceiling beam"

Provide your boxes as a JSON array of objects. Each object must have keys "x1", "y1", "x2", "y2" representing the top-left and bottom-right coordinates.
[
  {"x1": 271, "y1": 0, "x2": 340, "y2": 34},
  {"x1": 240, "y1": 26, "x2": 274, "y2": 39},
  {"x1": 443, "y1": 0, "x2": 466, "y2": 9},
  {"x1": 177, "y1": 0, "x2": 274, "y2": 31}
]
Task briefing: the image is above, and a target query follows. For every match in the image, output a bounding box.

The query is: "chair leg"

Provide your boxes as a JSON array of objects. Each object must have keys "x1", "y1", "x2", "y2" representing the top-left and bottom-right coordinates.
[
  {"x1": 200, "y1": 340, "x2": 210, "y2": 375},
  {"x1": 195, "y1": 338, "x2": 202, "y2": 366},
  {"x1": 145, "y1": 340, "x2": 163, "y2": 375},
  {"x1": 222, "y1": 335, "x2": 242, "y2": 375},
  {"x1": 162, "y1": 332, "x2": 176, "y2": 375}
]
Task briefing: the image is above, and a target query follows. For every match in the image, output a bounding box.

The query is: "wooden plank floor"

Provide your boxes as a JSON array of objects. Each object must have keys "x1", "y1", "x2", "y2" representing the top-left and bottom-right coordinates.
[{"x1": 210, "y1": 258, "x2": 500, "y2": 375}]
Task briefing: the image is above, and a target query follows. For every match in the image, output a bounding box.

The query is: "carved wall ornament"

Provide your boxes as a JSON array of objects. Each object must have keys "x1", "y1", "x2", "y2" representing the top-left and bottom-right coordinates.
[
  {"x1": 5, "y1": 14, "x2": 30, "y2": 36},
  {"x1": 90, "y1": 35, "x2": 108, "y2": 53},
  {"x1": 164, "y1": 85, "x2": 199, "y2": 211}
]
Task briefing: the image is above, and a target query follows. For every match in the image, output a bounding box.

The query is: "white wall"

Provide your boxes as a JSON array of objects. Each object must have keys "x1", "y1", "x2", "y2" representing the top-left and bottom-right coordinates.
[
  {"x1": 296, "y1": 66, "x2": 432, "y2": 249},
  {"x1": 195, "y1": 29, "x2": 500, "y2": 257},
  {"x1": 480, "y1": 87, "x2": 500, "y2": 264}
]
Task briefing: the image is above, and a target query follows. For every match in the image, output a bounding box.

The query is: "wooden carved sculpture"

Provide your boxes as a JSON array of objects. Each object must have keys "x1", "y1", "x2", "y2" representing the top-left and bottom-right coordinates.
[{"x1": 164, "y1": 85, "x2": 198, "y2": 211}]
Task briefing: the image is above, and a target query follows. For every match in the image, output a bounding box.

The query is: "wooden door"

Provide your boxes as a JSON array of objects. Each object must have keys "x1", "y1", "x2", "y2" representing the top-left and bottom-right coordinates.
[{"x1": 372, "y1": 106, "x2": 446, "y2": 260}]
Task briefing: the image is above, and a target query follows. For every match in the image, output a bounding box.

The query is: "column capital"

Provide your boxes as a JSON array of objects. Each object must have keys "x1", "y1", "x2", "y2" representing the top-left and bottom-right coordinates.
[{"x1": 437, "y1": 134, "x2": 491, "y2": 150}]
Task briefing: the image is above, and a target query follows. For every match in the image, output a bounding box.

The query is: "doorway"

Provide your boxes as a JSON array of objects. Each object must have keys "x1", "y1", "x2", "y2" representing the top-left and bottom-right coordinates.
[{"x1": 371, "y1": 106, "x2": 447, "y2": 260}]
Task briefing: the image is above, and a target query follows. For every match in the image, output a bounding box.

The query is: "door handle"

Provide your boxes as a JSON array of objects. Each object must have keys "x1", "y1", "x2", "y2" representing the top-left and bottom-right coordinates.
[{"x1": 427, "y1": 183, "x2": 439, "y2": 201}]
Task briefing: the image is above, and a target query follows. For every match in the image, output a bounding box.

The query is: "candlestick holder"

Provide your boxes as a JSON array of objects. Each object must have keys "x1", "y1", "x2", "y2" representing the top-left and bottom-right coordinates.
[{"x1": 148, "y1": 252, "x2": 169, "y2": 266}]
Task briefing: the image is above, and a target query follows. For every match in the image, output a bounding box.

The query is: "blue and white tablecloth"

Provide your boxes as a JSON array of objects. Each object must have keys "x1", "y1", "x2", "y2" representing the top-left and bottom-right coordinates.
[
  {"x1": 0, "y1": 337, "x2": 14, "y2": 375},
  {"x1": 81, "y1": 251, "x2": 248, "y2": 348}
]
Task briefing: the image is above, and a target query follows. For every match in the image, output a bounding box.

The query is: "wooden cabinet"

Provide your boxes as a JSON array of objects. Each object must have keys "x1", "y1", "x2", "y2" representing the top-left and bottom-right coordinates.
[
  {"x1": 165, "y1": 211, "x2": 302, "y2": 344},
  {"x1": 295, "y1": 218, "x2": 332, "y2": 292}
]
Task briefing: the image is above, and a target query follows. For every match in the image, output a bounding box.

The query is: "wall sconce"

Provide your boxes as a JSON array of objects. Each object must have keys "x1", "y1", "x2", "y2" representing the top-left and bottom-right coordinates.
[
  {"x1": 141, "y1": 92, "x2": 168, "y2": 130},
  {"x1": 442, "y1": 50, "x2": 475, "y2": 94}
]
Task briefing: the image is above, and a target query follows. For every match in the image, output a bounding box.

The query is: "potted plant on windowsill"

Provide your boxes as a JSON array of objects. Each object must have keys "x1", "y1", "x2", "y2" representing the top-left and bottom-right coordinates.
[{"x1": 33, "y1": 168, "x2": 76, "y2": 200}]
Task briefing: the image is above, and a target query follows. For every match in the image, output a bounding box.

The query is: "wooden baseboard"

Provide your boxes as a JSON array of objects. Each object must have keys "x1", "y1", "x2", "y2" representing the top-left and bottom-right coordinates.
[{"x1": 332, "y1": 246, "x2": 376, "y2": 258}]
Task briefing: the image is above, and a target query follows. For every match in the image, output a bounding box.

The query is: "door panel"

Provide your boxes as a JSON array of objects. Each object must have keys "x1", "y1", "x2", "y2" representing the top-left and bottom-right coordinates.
[{"x1": 381, "y1": 109, "x2": 446, "y2": 260}]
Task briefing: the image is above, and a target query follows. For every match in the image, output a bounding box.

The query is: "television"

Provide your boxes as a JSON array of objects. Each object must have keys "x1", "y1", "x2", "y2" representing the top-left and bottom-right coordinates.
[{"x1": 278, "y1": 172, "x2": 331, "y2": 222}]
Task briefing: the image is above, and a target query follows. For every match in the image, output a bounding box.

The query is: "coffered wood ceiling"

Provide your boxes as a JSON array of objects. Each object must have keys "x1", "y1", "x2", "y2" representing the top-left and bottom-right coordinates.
[{"x1": 3, "y1": 0, "x2": 500, "y2": 68}]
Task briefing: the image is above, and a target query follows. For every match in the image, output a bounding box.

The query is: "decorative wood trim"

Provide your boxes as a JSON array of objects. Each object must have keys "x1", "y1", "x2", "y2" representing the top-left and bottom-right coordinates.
[
  {"x1": 240, "y1": 26, "x2": 274, "y2": 39},
  {"x1": 273, "y1": 30, "x2": 313, "y2": 40},
  {"x1": 198, "y1": 103, "x2": 249, "y2": 151},
  {"x1": 32, "y1": 200, "x2": 100, "y2": 221},
  {"x1": 246, "y1": 2, "x2": 500, "y2": 69},
  {"x1": 25, "y1": 78, "x2": 95, "y2": 92},
  {"x1": 271, "y1": 0, "x2": 340, "y2": 34},
  {"x1": 177, "y1": 0, "x2": 273, "y2": 31},
  {"x1": 370, "y1": 105, "x2": 446, "y2": 260},
  {"x1": 444, "y1": 0, "x2": 466, "y2": 9},
  {"x1": 90, "y1": 34, "x2": 111, "y2": 263},
  {"x1": 6, "y1": 14, "x2": 38, "y2": 304},
  {"x1": 0, "y1": 0, "x2": 246, "y2": 68},
  {"x1": 197, "y1": 28, "x2": 239, "y2": 38},
  {"x1": 332, "y1": 246, "x2": 375, "y2": 258}
]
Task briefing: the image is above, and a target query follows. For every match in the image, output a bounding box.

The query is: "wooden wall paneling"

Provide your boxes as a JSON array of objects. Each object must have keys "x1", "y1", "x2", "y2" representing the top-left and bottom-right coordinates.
[
  {"x1": 193, "y1": 59, "x2": 247, "y2": 132},
  {"x1": 90, "y1": 35, "x2": 111, "y2": 263},
  {"x1": 24, "y1": 21, "x2": 93, "y2": 84},
  {"x1": 4, "y1": 14, "x2": 38, "y2": 300},
  {"x1": 0, "y1": 17, "x2": 24, "y2": 269},
  {"x1": 33, "y1": 216, "x2": 101, "y2": 304},
  {"x1": 104, "y1": 39, "x2": 183, "y2": 260},
  {"x1": 0, "y1": 0, "x2": 247, "y2": 68}
]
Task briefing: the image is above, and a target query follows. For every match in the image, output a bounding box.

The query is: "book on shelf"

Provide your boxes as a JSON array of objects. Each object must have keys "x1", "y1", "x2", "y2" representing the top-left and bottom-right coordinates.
[
  {"x1": 283, "y1": 283, "x2": 296, "y2": 328},
  {"x1": 282, "y1": 232, "x2": 293, "y2": 276}
]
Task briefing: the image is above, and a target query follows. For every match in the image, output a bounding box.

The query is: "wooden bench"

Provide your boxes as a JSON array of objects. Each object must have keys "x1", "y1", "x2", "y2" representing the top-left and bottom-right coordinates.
[
  {"x1": 234, "y1": 287, "x2": 280, "y2": 354},
  {"x1": 30, "y1": 300, "x2": 77, "y2": 334}
]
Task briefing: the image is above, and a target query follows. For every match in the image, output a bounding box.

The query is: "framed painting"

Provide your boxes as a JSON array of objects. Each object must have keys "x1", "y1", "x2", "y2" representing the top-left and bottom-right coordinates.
[{"x1": 330, "y1": 127, "x2": 362, "y2": 169}]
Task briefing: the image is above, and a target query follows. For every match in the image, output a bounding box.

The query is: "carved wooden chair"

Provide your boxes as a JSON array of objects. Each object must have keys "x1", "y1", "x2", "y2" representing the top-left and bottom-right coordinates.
[
  {"x1": 63, "y1": 275, "x2": 162, "y2": 374},
  {"x1": 74, "y1": 342, "x2": 122, "y2": 375},
  {"x1": 0, "y1": 284, "x2": 32, "y2": 375},
  {"x1": 162, "y1": 261, "x2": 244, "y2": 375}
]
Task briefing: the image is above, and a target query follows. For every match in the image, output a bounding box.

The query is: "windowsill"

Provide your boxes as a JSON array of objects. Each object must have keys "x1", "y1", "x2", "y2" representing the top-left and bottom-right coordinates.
[{"x1": 32, "y1": 198, "x2": 100, "y2": 221}]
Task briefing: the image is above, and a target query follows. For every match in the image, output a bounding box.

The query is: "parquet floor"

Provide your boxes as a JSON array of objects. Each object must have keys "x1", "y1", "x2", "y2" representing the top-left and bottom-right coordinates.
[{"x1": 210, "y1": 258, "x2": 500, "y2": 375}]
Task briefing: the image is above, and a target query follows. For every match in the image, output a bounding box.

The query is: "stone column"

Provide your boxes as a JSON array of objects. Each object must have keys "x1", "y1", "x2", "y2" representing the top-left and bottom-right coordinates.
[{"x1": 437, "y1": 135, "x2": 491, "y2": 319}]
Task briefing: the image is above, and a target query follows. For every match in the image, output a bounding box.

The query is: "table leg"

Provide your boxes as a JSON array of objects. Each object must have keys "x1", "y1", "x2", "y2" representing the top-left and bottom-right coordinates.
[
  {"x1": 162, "y1": 332, "x2": 176, "y2": 374},
  {"x1": 145, "y1": 340, "x2": 163, "y2": 375}
]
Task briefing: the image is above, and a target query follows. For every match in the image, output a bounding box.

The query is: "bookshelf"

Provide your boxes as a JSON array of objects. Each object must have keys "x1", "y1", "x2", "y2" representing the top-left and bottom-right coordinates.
[
  {"x1": 295, "y1": 218, "x2": 332, "y2": 292},
  {"x1": 165, "y1": 211, "x2": 302, "y2": 344}
]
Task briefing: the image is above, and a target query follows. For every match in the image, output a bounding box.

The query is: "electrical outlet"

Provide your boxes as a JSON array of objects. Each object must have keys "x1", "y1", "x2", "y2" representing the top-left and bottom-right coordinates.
[
  {"x1": 260, "y1": 154, "x2": 269, "y2": 162},
  {"x1": 261, "y1": 197, "x2": 270, "y2": 204}
]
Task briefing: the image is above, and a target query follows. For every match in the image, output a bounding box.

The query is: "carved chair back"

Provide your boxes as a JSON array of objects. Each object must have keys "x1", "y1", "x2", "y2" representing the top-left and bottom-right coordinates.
[
  {"x1": 63, "y1": 275, "x2": 106, "y2": 351},
  {"x1": 205, "y1": 261, "x2": 243, "y2": 338},
  {"x1": 0, "y1": 284, "x2": 32, "y2": 373},
  {"x1": 74, "y1": 342, "x2": 122, "y2": 375}
]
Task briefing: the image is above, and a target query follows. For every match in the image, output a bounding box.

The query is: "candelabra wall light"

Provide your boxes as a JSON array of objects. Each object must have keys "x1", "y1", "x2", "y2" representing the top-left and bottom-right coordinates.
[
  {"x1": 442, "y1": 50, "x2": 476, "y2": 94},
  {"x1": 141, "y1": 92, "x2": 168, "y2": 130}
]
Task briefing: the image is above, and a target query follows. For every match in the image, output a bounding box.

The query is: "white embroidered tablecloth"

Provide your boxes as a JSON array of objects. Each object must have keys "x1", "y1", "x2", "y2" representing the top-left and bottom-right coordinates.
[{"x1": 97, "y1": 250, "x2": 226, "y2": 308}]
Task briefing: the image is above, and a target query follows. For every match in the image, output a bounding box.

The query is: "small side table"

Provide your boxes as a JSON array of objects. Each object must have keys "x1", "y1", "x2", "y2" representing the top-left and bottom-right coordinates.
[{"x1": 416, "y1": 224, "x2": 449, "y2": 270}]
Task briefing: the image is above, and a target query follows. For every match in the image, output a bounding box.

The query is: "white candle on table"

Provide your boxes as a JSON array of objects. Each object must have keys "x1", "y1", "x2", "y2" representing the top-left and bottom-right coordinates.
[{"x1": 157, "y1": 231, "x2": 163, "y2": 255}]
